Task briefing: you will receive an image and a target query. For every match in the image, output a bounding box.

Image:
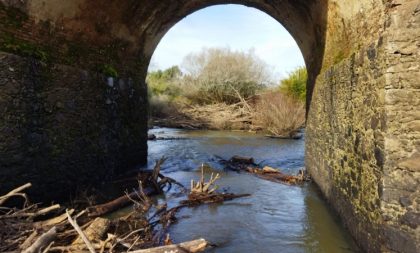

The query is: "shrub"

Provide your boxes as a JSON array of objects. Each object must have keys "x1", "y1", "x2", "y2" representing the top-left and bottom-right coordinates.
[
  {"x1": 149, "y1": 95, "x2": 179, "y2": 118},
  {"x1": 279, "y1": 66, "x2": 307, "y2": 102},
  {"x1": 253, "y1": 91, "x2": 305, "y2": 137},
  {"x1": 147, "y1": 66, "x2": 182, "y2": 98},
  {"x1": 182, "y1": 48, "x2": 272, "y2": 104}
]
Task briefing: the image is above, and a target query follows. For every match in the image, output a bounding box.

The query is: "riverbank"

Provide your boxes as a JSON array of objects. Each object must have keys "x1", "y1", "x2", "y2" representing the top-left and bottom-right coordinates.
[{"x1": 150, "y1": 92, "x2": 306, "y2": 138}]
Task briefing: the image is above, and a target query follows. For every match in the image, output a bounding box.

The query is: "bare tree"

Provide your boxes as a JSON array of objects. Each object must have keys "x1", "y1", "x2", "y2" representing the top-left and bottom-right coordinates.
[{"x1": 181, "y1": 48, "x2": 272, "y2": 104}]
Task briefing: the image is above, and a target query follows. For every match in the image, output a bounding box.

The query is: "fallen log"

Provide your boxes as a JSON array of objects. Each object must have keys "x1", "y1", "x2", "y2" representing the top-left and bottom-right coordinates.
[
  {"x1": 22, "y1": 226, "x2": 57, "y2": 253},
  {"x1": 220, "y1": 156, "x2": 309, "y2": 185},
  {"x1": 182, "y1": 193, "x2": 251, "y2": 206},
  {"x1": 72, "y1": 217, "x2": 111, "y2": 246},
  {"x1": 129, "y1": 238, "x2": 209, "y2": 253},
  {"x1": 247, "y1": 166, "x2": 306, "y2": 185},
  {"x1": 265, "y1": 134, "x2": 303, "y2": 140},
  {"x1": 66, "y1": 209, "x2": 96, "y2": 253},
  {"x1": 88, "y1": 157, "x2": 182, "y2": 217},
  {"x1": 87, "y1": 187, "x2": 156, "y2": 217},
  {"x1": 148, "y1": 135, "x2": 188, "y2": 141},
  {"x1": 229, "y1": 155, "x2": 255, "y2": 165},
  {"x1": 148, "y1": 134, "x2": 157, "y2": 140}
]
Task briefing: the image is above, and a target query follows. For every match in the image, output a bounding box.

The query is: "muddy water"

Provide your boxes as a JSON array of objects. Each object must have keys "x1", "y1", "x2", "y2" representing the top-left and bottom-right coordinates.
[{"x1": 143, "y1": 128, "x2": 358, "y2": 253}]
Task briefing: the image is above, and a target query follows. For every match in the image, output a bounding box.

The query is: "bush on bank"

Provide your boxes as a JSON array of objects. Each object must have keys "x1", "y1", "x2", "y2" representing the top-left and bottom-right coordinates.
[
  {"x1": 279, "y1": 66, "x2": 307, "y2": 102},
  {"x1": 147, "y1": 48, "x2": 306, "y2": 137}
]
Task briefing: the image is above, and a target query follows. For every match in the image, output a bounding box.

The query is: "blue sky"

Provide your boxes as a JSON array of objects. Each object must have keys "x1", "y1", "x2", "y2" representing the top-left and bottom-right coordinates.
[{"x1": 149, "y1": 4, "x2": 305, "y2": 81}]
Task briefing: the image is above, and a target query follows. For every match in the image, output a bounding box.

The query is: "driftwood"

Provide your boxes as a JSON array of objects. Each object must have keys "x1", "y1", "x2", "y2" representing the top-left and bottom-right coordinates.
[
  {"x1": 221, "y1": 156, "x2": 310, "y2": 185},
  {"x1": 229, "y1": 155, "x2": 255, "y2": 165},
  {"x1": 1, "y1": 157, "x2": 261, "y2": 253},
  {"x1": 87, "y1": 187, "x2": 155, "y2": 217},
  {"x1": 190, "y1": 165, "x2": 220, "y2": 195},
  {"x1": 182, "y1": 193, "x2": 251, "y2": 206},
  {"x1": 152, "y1": 101, "x2": 255, "y2": 130},
  {"x1": 88, "y1": 157, "x2": 184, "y2": 217},
  {"x1": 34, "y1": 209, "x2": 75, "y2": 228},
  {"x1": 265, "y1": 134, "x2": 303, "y2": 140},
  {"x1": 129, "y1": 238, "x2": 209, "y2": 253},
  {"x1": 0, "y1": 204, "x2": 61, "y2": 219},
  {"x1": 66, "y1": 209, "x2": 96, "y2": 253},
  {"x1": 186, "y1": 166, "x2": 250, "y2": 205},
  {"x1": 247, "y1": 166, "x2": 305, "y2": 185},
  {"x1": 148, "y1": 134, "x2": 188, "y2": 141},
  {"x1": 22, "y1": 226, "x2": 57, "y2": 253},
  {"x1": 0, "y1": 182, "x2": 32, "y2": 205},
  {"x1": 20, "y1": 230, "x2": 38, "y2": 251},
  {"x1": 72, "y1": 217, "x2": 111, "y2": 246}
]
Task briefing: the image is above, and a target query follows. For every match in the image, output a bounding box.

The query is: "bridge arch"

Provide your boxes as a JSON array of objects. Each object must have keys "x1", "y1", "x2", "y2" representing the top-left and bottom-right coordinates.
[
  {"x1": 0, "y1": 1, "x2": 418, "y2": 253},
  {"x1": 136, "y1": 0, "x2": 326, "y2": 108}
]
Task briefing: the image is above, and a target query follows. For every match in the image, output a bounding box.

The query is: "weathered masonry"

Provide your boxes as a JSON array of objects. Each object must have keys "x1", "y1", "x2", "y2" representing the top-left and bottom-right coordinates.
[{"x1": 0, "y1": 0, "x2": 418, "y2": 252}]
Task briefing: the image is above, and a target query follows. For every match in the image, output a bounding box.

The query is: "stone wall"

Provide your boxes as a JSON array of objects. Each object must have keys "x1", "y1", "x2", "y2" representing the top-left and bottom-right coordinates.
[
  {"x1": 306, "y1": 41, "x2": 387, "y2": 253},
  {"x1": 0, "y1": 1, "x2": 149, "y2": 201},
  {"x1": 306, "y1": 1, "x2": 419, "y2": 252},
  {"x1": 381, "y1": 1, "x2": 420, "y2": 252},
  {"x1": 0, "y1": 52, "x2": 148, "y2": 201}
]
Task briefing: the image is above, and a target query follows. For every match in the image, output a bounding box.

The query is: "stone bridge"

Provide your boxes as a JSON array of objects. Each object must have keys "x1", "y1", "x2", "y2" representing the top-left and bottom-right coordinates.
[{"x1": 0, "y1": 0, "x2": 419, "y2": 252}]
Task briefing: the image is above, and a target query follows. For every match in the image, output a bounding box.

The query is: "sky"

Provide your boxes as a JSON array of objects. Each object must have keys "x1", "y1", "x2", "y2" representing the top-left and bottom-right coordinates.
[{"x1": 149, "y1": 4, "x2": 305, "y2": 81}]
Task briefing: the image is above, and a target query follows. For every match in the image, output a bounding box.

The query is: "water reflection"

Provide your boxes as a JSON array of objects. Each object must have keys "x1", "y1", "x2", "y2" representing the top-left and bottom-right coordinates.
[{"x1": 142, "y1": 128, "x2": 358, "y2": 253}]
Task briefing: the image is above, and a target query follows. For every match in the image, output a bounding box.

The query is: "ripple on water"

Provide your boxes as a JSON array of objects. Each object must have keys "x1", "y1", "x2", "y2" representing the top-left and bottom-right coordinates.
[{"x1": 144, "y1": 128, "x2": 358, "y2": 253}]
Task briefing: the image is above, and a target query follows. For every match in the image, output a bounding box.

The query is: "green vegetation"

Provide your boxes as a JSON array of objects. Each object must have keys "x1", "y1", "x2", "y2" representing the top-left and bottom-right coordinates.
[
  {"x1": 279, "y1": 67, "x2": 307, "y2": 102},
  {"x1": 0, "y1": 34, "x2": 50, "y2": 62},
  {"x1": 98, "y1": 64, "x2": 119, "y2": 78},
  {"x1": 147, "y1": 66, "x2": 182, "y2": 97},
  {"x1": 147, "y1": 48, "x2": 306, "y2": 137}
]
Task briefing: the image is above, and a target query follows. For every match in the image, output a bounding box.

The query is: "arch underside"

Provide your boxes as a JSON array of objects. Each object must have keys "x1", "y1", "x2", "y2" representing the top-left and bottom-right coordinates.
[
  {"x1": 139, "y1": 0, "x2": 327, "y2": 105},
  {"x1": 0, "y1": 1, "x2": 418, "y2": 253}
]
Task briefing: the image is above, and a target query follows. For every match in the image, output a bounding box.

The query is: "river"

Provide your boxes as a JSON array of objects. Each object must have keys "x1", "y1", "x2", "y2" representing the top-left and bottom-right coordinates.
[{"x1": 140, "y1": 128, "x2": 358, "y2": 253}]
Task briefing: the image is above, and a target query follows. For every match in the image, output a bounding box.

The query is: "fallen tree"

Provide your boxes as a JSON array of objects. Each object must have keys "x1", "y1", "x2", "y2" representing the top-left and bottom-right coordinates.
[{"x1": 219, "y1": 155, "x2": 310, "y2": 185}]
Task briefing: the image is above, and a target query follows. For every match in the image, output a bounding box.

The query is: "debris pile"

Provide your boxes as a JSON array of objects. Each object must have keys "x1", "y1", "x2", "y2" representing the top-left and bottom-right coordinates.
[
  {"x1": 0, "y1": 158, "x2": 252, "y2": 253},
  {"x1": 219, "y1": 155, "x2": 310, "y2": 185}
]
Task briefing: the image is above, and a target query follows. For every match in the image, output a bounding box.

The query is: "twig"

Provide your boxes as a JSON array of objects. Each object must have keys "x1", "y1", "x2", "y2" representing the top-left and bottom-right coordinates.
[
  {"x1": 0, "y1": 183, "x2": 32, "y2": 206},
  {"x1": 0, "y1": 204, "x2": 60, "y2": 219},
  {"x1": 66, "y1": 209, "x2": 96, "y2": 253}
]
